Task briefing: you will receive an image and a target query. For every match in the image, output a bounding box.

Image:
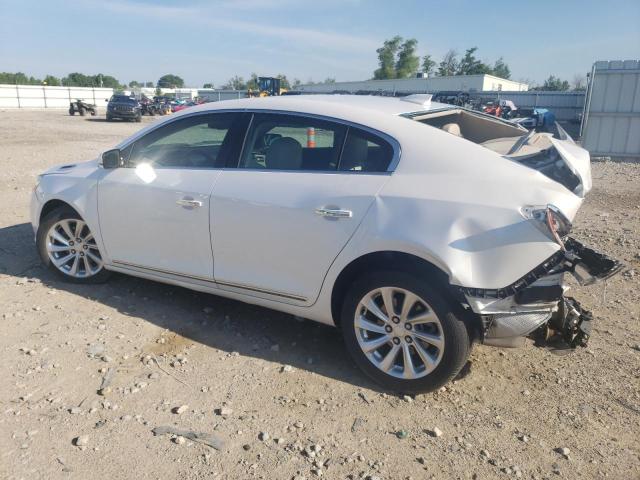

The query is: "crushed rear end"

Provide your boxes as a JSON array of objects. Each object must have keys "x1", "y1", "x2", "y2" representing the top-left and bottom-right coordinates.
[{"x1": 410, "y1": 106, "x2": 622, "y2": 350}]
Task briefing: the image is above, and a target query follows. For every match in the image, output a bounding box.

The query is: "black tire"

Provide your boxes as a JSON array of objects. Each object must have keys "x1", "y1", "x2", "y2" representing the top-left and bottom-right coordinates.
[
  {"x1": 36, "y1": 207, "x2": 111, "y2": 284},
  {"x1": 106, "y1": 114, "x2": 113, "y2": 122},
  {"x1": 90, "y1": 109, "x2": 97, "y2": 116},
  {"x1": 135, "y1": 114, "x2": 142, "y2": 123},
  {"x1": 69, "y1": 107, "x2": 75, "y2": 116},
  {"x1": 341, "y1": 270, "x2": 470, "y2": 394},
  {"x1": 79, "y1": 107, "x2": 86, "y2": 116}
]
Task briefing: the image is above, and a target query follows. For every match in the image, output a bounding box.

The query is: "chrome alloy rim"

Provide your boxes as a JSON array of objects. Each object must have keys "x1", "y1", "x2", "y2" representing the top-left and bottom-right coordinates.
[
  {"x1": 46, "y1": 219, "x2": 103, "y2": 278},
  {"x1": 354, "y1": 287, "x2": 445, "y2": 379}
]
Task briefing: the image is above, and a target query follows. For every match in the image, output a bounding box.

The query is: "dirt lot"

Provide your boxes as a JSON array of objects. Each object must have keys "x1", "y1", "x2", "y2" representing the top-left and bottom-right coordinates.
[{"x1": 1, "y1": 110, "x2": 639, "y2": 480}]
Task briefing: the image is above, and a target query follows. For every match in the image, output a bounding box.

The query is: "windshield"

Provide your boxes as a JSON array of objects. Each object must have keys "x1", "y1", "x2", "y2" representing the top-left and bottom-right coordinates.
[{"x1": 110, "y1": 96, "x2": 136, "y2": 103}]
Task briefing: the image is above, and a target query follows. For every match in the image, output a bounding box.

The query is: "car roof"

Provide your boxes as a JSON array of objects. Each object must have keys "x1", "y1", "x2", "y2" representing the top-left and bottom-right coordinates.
[
  {"x1": 118, "y1": 94, "x2": 455, "y2": 151},
  {"x1": 186, "y1": 94, "x2": 454, "y2": 121}
]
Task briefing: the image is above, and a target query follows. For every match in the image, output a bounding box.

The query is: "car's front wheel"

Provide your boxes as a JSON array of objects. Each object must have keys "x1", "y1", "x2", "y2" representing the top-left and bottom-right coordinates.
[
  {"x1": 37, "y1": 207, "x2": 110, "y2": 283},
  {"x1": 341, "y1": 271, "x2": 470, "y2": 394}
]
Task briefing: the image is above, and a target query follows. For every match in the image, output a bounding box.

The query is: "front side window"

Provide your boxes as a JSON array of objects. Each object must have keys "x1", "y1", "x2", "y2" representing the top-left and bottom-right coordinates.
[
  {"x1": 238, "y1": 113, "x2": 347, "y2": 171},
  {"x1": 128, "y1": 113, "x2": 244, "y2": 168}
]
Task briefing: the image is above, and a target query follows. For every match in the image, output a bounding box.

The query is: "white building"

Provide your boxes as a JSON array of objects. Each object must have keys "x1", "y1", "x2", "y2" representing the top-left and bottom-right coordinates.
[{"x1": 298, "y1": 74, "x2": 528, "y2": 94}]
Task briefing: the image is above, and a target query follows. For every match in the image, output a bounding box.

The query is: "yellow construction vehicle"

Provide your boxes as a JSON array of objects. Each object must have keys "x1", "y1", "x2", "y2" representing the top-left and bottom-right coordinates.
[{"x1": 247, "y1": 77, "x2": 288, "y2": 97}]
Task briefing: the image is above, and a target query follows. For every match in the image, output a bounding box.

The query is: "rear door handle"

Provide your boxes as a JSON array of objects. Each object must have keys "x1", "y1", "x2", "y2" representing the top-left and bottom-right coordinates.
[
  {"x1": 176, "y1": 198, "x2": 203, "y2": 208},
  {"x1": 315, "y1": 208, "x2": 353, "y2": 218}
]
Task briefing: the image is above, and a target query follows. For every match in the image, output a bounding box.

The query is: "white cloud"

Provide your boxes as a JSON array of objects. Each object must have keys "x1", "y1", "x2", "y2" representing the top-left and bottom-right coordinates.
[{"x1": 86, "y1": 0, "x2": 377, "y2": 52}]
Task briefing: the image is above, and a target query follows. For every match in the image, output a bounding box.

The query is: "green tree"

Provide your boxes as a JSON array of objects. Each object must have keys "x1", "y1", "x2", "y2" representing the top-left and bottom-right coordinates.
[
  {"x1": 128, "y1": 80, "x2": 142, "y2": 88},
  {"x1": 0, "y1": 72, "x2": 42, "y2": 84},
  {"x1": 222, "y1": 75, "x2": 246, "y2": 90},
  {"x1": 145, "y1": 81, "x2": 154, "y2": 88},
  {"x1": 421, "y1": 55, "x2": 436, "y2": 75},
  {"x1": 437, "y1": 50, "x2": 458, "y2": 76},
  {"x1": 62, "y1": 72, "x2": 93, "y2": 87},
  {"x1": 457, "y1": 47, "x2": 492, "y2": 75},
  {"x1": 276, "y1": 74, "x2": 291, "y2": 90},
  {"x1": 395, "y1": 38, "x2": 420, "y2": 78},
  {"x1": 157, "y1": 74, "x2": 185, "y2": 88},
  {"x1": 373, "y1": 36, "x2": 403, "y2": 79},
  {"x1": 202, "y1": 83, "x2": 214, "y2": 89},
  {"x1": 246, "y1": 73, "x2": 259, "y2": 90},
  {"x1": 491, "y1": 57, "x2": 511, "y2": 79},
  {"x1": 572, "y1": 74, "x2": 586, "y2": 91},
  {"x1": 324, "y1": 77, "x2": 336, "y2": 84},
  {"x1": 42, "y1": 75, "x2": 61, "y2": 86},
  {"x1": 540, "y1": 75, "x2": 570, "y2": 91},
  {"x1": 97, "y1": 74, "x2": 121, "y2": 89}
]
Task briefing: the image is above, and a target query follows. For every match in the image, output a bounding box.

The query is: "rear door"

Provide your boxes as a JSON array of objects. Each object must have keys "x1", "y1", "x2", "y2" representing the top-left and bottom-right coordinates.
[{"x1": 210, "y1": 112, "x2": 397, "y2": 304}]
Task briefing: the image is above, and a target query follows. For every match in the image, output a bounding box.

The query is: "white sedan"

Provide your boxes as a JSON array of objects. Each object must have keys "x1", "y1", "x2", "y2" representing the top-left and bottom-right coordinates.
[{"x1": 31, "y1": 94, "x2": 621, "y2": 393}]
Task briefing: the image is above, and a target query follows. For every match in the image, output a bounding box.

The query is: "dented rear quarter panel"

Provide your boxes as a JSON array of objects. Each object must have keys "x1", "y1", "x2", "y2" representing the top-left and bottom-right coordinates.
[{"x1": 317, "y1": 122, "x2": 586, "y2": 307}]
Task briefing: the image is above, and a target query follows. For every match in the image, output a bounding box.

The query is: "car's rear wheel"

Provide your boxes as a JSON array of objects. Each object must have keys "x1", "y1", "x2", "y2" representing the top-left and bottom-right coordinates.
[
  {"x1": 341, "y1": 271, "x2": 470, "y2": 394},
  {"x1": 37, "y1": 207, "x2": 110, "y2": 283}
]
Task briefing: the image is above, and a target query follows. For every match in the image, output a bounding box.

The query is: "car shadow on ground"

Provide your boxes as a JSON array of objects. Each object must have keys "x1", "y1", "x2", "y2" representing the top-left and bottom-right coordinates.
[{"x1": 0, "y1": 222, "x2": 381, "y2": 392}]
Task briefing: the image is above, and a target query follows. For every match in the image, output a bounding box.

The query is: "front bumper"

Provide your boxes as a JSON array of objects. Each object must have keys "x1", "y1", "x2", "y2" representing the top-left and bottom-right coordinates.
[
  {"x1": 108, "y1": 108, "x2": 139, "y2": 118},
  {"x1": 461, "y1": 237, "x2": 622, "y2": 348}
]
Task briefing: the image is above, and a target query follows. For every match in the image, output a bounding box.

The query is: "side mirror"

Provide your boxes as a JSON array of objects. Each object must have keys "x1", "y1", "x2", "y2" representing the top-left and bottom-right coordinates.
[
  {"x1": 105, "y1": 99, "x2": 109, "y2": 102},
  {"x1": 102, "y1": 149, "x2": 122, "y2": 169}
]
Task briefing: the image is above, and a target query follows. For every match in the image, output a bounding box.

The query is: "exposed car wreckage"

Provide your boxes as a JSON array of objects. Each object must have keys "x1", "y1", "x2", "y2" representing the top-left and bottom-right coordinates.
[{"x1": 461, "y1": 234, "x2": 622, "y2": 350}]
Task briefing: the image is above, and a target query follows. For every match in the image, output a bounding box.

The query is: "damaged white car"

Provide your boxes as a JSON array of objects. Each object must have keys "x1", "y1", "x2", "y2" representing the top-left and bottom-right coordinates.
[{"x1": 31, "y1": 94, "x2": 622, "y2": 393}]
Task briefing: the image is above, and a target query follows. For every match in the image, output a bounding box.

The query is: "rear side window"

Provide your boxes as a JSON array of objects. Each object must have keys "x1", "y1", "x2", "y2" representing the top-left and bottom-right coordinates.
[
  {"x1": 238, "y1": 113, "x2": 347, "y2": 171},
  {"x1": 128, "y1": 113, "x2": 245, "y2": 168},
  {"x1": 338, "y1": 127, "x2": 394, "y2": 172}
]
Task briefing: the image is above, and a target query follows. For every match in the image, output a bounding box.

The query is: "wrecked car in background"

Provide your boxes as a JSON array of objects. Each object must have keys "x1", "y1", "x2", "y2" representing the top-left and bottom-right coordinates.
[{"x1": 31, "y1": 94, "x2": 622, "y2": 393}]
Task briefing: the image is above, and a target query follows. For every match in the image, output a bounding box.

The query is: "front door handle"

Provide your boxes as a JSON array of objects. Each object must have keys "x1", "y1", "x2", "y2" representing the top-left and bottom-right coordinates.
[
  {"x1": 176, "y1": 198, "x2": 203, "y2": 208},
  {"x1": 315, "y1": 207, "x2": 353, "y2": 218}
]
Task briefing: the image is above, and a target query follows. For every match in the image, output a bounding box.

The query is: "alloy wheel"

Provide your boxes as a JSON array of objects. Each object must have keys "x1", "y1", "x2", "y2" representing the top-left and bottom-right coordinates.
[
  {"x1": 354, "y1": 287, "x2": 445, "y2": 379},
  {"x1": 45, "y1": 219, "x2": 103, "y2": 278}
]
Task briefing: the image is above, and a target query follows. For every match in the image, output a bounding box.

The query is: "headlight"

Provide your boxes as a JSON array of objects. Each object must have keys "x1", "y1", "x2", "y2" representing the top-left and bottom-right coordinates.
[{"x1": 520, "y1": 204, "x2": 572, "y2": 246}]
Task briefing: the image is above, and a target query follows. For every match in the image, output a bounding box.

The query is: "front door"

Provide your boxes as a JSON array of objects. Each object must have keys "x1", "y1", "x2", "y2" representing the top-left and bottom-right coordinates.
[{"x1": 98, "y1": 112, "x2": 247, "y2": 278}]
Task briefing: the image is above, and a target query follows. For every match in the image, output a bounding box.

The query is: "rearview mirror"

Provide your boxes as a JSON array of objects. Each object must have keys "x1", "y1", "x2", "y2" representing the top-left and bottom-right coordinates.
[{"x1": 102, "y1": 149, "x2": 122, "y2": 169}]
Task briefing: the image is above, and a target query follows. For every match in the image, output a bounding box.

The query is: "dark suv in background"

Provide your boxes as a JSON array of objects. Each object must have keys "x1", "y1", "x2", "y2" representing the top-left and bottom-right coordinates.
[{"x1": 106, "y1": 95, "x2": 142, "y2": 122}]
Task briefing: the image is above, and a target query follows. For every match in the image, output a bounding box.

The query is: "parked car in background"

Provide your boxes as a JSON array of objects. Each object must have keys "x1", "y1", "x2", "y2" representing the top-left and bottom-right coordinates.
[
  {"x1": 106, "y1": 94, "x2": 141, "y2": 122},
  {"x1": 31, "y1": 95, "x2": 621, "y2": 393}
]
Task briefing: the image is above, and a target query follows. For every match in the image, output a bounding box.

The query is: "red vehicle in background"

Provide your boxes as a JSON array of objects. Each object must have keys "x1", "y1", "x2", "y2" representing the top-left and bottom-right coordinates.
[{"x1": 171, "y1": 99, "x2": 205, "y2": 113}]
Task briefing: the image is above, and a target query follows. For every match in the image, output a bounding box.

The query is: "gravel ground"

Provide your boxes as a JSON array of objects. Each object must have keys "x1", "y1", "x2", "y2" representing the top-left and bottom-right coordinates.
[{"x1": 1, "y1": 110, "x2": 639, "y2": 480}]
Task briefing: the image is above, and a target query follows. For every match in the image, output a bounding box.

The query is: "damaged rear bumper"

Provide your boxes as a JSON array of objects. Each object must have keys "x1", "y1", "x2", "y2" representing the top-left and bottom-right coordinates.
[{"x1": 459, "y1": 237, "x2": 622, "y2": 349}]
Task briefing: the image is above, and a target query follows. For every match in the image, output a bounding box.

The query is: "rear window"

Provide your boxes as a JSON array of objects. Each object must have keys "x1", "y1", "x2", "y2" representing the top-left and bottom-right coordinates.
[{"x1": 338, "y1": 127, "x2": 394, "y2": 172}]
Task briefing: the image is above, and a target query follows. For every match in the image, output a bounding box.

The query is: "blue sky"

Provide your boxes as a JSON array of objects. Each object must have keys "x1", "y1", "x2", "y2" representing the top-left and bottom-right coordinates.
[{"x1": 1, "y1": 0, "x2": 639, "y2": 87}]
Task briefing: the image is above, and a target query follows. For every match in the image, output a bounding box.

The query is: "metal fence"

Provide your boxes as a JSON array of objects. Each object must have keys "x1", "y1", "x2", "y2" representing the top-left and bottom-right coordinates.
[
  {"x1": 466, "y1": 91, "x2": 585, "y2": 122},
  {"x1": 581, "y1": 60, "x2": 640, "y2": 159},
  {"x1": 197, "y1": 89, "x2": 246, "y2": 102},
  {"x1": 0, "y1": 84, "x2": 114, "y2": 109}
]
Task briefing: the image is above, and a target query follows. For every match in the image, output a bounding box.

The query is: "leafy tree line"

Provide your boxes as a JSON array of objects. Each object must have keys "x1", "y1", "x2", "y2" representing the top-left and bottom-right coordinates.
[
  {"x1": 373, "y1": 37, "x2": 512, "y2": 80},
  {"x1": 0, "y1": 72, "x2": 187, "y2": 90},
  {"x1": 1, "y1": 68, "x2": 587, "y2": 92},
  {"x1": 371, "y1": 36, "x2": 587, "y2": 91}
]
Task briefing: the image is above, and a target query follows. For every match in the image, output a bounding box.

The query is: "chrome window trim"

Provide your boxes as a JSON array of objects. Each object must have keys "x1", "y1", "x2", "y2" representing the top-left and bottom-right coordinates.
[{"x1": 116, "y1": 108, "x2": 402, "y2": 173}]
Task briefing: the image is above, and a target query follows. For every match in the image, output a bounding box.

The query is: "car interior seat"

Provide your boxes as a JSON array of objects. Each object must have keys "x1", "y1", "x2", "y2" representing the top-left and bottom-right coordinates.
[
  {"x1": 442, "y1": 123, "x2": 463, "y2": 138},
  {"x1": 340, "y1": 134, "x2": 369, "y2": 171},
  {"x1": 265, "y1": 137, "x2": 302, "y2": 170}
]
